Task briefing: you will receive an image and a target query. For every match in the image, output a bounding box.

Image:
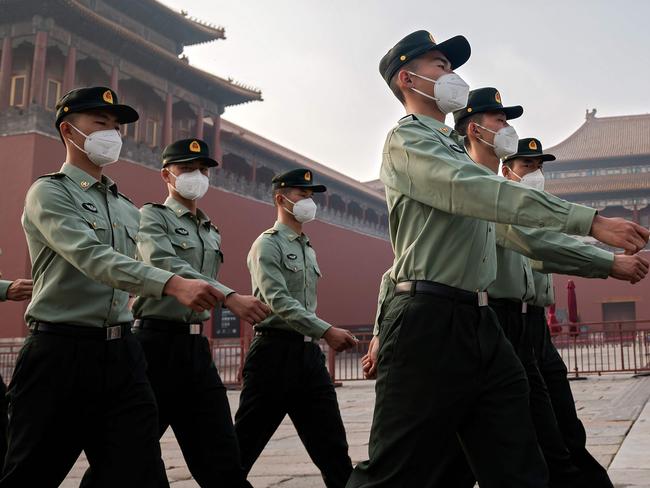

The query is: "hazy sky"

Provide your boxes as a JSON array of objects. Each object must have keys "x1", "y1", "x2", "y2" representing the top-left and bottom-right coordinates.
[{"x1": 159, "y1": 0, "x2": 650, "y2": 182}]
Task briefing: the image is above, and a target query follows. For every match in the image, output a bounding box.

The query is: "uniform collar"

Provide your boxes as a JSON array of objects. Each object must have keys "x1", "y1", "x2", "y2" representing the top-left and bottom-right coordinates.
[
  {"x1": 408, "y1": 113, "x2": 456, "y2": 139},
  {"x1": 164, "y1": 196, "x2": 211, "y2": 228},
  {"x1": 273, "y1": 221, "x2": 308, "y2": 243},
  {"x1": 61, "y1": 163, "x2": 118, "y2": 195}
]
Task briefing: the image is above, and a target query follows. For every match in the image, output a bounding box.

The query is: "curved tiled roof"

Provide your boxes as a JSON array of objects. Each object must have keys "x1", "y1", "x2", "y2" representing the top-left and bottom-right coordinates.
[
  {"x1": 105, "y1": 0, "x2": 225, "y2": 46},
  {"x1": 546, "y1": 172, "x2": 650, "y2": 196},
  {"x1": 546, "y1": 111, "x2": 650, "y2": 161}
]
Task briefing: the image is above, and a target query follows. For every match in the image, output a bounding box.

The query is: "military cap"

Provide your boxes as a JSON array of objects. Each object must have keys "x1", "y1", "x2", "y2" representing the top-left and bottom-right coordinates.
[
  {"x1": 453, "y1": 87, "x2": 523, "y2": 125},
  {"x1": 55, "y1": 86, "x2": 138, "y2": 129},
  {"x1": 272, "y1": 169, "x2": 327, "y2": 193},
  {"x1": 162, "y1": 138, "x2": 219, "y2": 167},
  {"x1": 502, "y1": 138, "x2": 556, "y2": 165},
  {"x1": 379, "y1": 30, "x2": 471, "y2": 85}
]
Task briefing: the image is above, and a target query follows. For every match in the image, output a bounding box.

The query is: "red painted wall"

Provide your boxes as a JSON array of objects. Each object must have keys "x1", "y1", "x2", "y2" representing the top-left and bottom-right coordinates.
[
  {"x1": 553, "y1": 250, "x2": 650, "y2": 323},
  {"x1": 0, "y1": 133, "x2": 394, "y2": 337}
]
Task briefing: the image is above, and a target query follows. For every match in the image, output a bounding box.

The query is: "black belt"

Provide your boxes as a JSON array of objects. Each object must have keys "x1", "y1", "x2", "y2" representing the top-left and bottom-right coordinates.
[
  {"x1": 394, "y1": 281, "x2": 488, "y2": 307},
  {"x1": 489, "y1": 298, "x2": 528, "y2": 314},
  {"x1": 254, "y1": 328, "x2": 314, "y2": 342},
  {"x1": 133, "y1": 319, "x2": 203, "y2": 335},
  {"x1": 30, "y1": 321, "x2": 132, "y2": 341}
]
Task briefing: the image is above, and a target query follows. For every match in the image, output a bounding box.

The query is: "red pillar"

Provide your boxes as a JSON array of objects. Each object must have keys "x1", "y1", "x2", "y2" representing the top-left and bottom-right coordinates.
[
  {"x1": 211, "y1": 114, "x2": 222, "y2": 163},
  {"x1": 163, "y1": 92, "x2": 173, "y2": 147},
  {"x1": 251, "y1": 162, "x2": 257, "y2": 182},
  {"x1": 29, "y1": 31, "x2": 48, "y2": 106},
  {"x1": 0, "y1": 36, "x2": 13, "y2": 111},
  {"x1": 110, "y1": 65, "x2": 119, "y2": 92},
  {"x1": 195, "y1": 106, "x2": 204, "y2": 139},
  {"x1": 633, "y1": 204, "x2": 640, "y2": 224},
  {"x1": 62, "y1": 46, "x2": 76, "y2": 93}
]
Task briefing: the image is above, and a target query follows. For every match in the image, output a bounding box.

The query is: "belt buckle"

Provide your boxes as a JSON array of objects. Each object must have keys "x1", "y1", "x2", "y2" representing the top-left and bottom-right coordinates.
[
  {"x1": 521, "y1": 303, "x2": 528, "y2": 314},
  {"x1": 189, "y1": 323, "x2": 201, "y2": 335},
  {"x1": 106, "y1": 325, "x2": 122, "y2": 341},
  {"x1": 477, "y1": 291, "x2": 489, "y2": 307}
]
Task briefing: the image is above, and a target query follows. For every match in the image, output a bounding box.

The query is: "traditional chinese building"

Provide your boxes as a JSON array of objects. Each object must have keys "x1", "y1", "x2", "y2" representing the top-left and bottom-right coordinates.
[
  {"x1": 0, "y1": 0, "x2": 392, "y2": 339},
  {"x1": 545, "y1": 110, "x2": 650, "y2": 323}
]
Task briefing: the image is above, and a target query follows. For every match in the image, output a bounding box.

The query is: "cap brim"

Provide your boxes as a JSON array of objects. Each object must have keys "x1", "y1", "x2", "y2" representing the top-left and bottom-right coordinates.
[
  {"x1": 108, "y1": 104, "x2": 139, "y2": 124},
  {"x1": 503, "y1": 152, "x2": 556, "y2": 163},
  {"x1": 435, "y1": 35, "x2": 471, "y2": 70},
  {"x1": 502, "y1": 105, "x2": 523, "y2": 120},
  {"x1": 163, "y1": 155, "x2": 219, "y2": 168},
  {"x1": 279, "y1": 184, "x2": 327, "y2": 193}
]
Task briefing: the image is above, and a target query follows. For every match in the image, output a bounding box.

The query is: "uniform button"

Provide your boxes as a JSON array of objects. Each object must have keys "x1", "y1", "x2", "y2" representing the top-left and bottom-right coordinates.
[
  {"x1": 113, "y1": 300, "x2": 118, "y2": 306},
  {"x1": 182, "y1": 242, "x2": 187, "y2": 248},
  {"x1": 116, "y1": 248, "x2": 120, "y2": 252},
  {"x1": 112, "y1": 223, "x2": 118, "y2": 228},
  {"x1": 92, "y1": 222, "x2": 97, "y2": 228}
]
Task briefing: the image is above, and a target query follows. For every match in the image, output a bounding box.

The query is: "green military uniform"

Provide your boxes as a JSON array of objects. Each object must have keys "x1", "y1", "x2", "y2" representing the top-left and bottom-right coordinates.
[
  {"x1": 131, "y1": 140, "x2": 251, "y2": 488},
  {"x1": 2, "y1": 87, "x2": 170, "y2": 488},
  {"x1": 235, "y1": 169, "x2": 352, "y2": 488},
  {"x1": 348, "y1": 32, "x2": 602, "y2": 488},
  {"x1": 505, "y1": 139, "x2": 616, "y2": 488},
  {"x1": 0, "y1": 281, "x2": 11, "y2": 301}
]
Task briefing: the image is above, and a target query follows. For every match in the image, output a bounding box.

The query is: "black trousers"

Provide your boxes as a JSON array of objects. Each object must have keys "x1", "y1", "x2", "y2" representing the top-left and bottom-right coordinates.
[
  {"x1": 490, "y1": 301, "x2": 584, "y2": 488},
  {"x1": 234, "y1": 333, "x2": 353, "y2": 488},
  {"x1": 0, "y1": 329, "x2": 166, "y2": 488},
  {"x1": 136, "y1": 327, "x2": 251, "y2": 488},
  {"x1": 528, "y1": 306, "x2": 613, "y2": 488},
  {"x1": 346, "y1": 292, "x2": 548, "y2": 488}
]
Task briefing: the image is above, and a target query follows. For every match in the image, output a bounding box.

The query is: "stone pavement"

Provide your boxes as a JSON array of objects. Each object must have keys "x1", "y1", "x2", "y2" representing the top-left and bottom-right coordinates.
[{"x1": 62, "y1": 375, "x2": 650, "y2": 487}]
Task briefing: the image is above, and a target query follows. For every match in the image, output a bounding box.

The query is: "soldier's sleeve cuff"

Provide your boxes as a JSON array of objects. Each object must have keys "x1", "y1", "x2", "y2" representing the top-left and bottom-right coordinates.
[
  {"x1": 0, "y1": 280, "x2": 10, "y2": 301},
  {"x1": 565, "y1": 204, "x2": 597, "y2": 236},
  {"x1": 213, "y1": 281, "x2": 235, "y2": 298},
  {"x1": 592, "y1": 249, "x2": 615, "y2": 278},
  {"x1": 312, "y1": 320, "x2": 332, "y2": 339},
  {"x1": 142, "y1": 269, "x2": 175, "y2": 299}
]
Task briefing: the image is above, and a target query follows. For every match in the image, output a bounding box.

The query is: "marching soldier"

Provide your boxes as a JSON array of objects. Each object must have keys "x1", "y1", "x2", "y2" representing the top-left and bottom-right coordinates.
[
  {"x1": 349, "y1": 30, "x2": 648, "y2": 488},
  {"x1": 454, "y1": 89, "x2": 648, "y2": 486},
  {"x1": 1, "y1": 87, "x2": 224, "y2": 487},
  {"x1": 502, "y1": 140, "x2": 620, "y2": 487},
  {"x1": 235, "y1": 169, "x2": 356, "y2": 488}
]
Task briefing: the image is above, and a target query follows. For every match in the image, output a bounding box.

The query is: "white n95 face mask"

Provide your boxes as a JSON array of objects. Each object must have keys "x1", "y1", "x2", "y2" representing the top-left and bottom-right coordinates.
[
  {"x1": 169, "y1": 169, "x2": 210, "y2": 200},
  {"x1": 513, "y1": 168, "x2": 545, "y2": 191},
  {"x1": 283, "y1": 197, "x2": 317, "y2": 223},
  {"x1": 407, "y1": 71, "x2": 470, "y2": 114},
  {"x1": 67, "y1": 124, "x2": 123, "y2": 167},
  {"x1": 475, "y1": 124, "x2": 519, "y2": 159}
]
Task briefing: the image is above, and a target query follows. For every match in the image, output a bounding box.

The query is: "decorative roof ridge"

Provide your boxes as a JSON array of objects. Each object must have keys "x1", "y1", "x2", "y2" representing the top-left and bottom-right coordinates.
[{"x1": 220, "y1": 119, "x2": 386, "y2": 202}]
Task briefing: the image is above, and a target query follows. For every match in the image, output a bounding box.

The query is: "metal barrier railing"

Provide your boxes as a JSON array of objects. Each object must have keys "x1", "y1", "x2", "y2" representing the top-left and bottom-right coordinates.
[
  {"x1": 550, "y1": 320, "x2": 650, "y2": 377},
  {"x1": 0, "y1": 323, "x2": 647, "y2": 387}
]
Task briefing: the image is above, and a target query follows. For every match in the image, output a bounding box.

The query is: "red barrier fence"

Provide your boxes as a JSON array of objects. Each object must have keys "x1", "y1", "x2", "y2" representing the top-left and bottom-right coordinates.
[{"x1": 0, "y1": 322, "x2": 648, "y2": 386}]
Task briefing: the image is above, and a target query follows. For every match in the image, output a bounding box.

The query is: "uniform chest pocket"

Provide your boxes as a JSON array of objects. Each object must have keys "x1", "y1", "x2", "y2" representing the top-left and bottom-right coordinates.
[
  {"x1": 82, "y1": 216, "x2": 109, "y2": 244},
  {"x1": 123, "y1": 224, "x2": 139, "y2": 258},
  {"x1": 202, "y1": 236, "x2": 224, "y2": 279},
  {"x1": 170, "y1": 235, "x2": 198, "y2": 268},
  {"x1": 282, "y1": 258, "x2": 305, "y2": 291}
]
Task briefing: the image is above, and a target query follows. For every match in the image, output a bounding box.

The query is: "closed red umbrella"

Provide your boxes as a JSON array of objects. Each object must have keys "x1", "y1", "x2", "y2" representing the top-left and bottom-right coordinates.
[
  {"x1": 567, "y1": 280, "x2": 578, "y2": 323},
  {"x1": 547, "y1": 303, "x2": 559, "y2": 325}
]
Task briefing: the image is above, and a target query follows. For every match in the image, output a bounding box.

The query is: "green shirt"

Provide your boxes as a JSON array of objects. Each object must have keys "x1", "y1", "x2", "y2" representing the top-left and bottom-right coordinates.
[
  {"x1": 381, "y1": 113, "x2": 596, "y2": 292},
  {"x1": 489, "y1": 244, "x2": 535, "y2": 302},
  {"x1": 0, "y1": 280, "x2": 10, "y2": 301},
  {"x1": 22, "y1": 163, "x2": 174, "y2": 328},
  {"x1": 248, "y1": 221, "x2": 331, "y2": 339},
  {"x1": 531, "y1": 271, "x2": 554, "y2": 308},
  {"x1": 131, "y1": 197, "x2": 234, "y2": 323},
  {"x1": 373, "y1": 268, "x2": 395, "y2": 336}
]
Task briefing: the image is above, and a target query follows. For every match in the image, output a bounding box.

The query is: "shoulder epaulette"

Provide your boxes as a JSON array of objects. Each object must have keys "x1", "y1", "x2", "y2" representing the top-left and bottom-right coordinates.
[
  {"x1": 142, "y1": 202, "x2": 167, "y2": 209},
  {"x1": 262, "y1": 228, "x2": 278, "y2": 235},
  {"x1": 37, "y1": 172, "x2": 65, "y2": 180}
]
